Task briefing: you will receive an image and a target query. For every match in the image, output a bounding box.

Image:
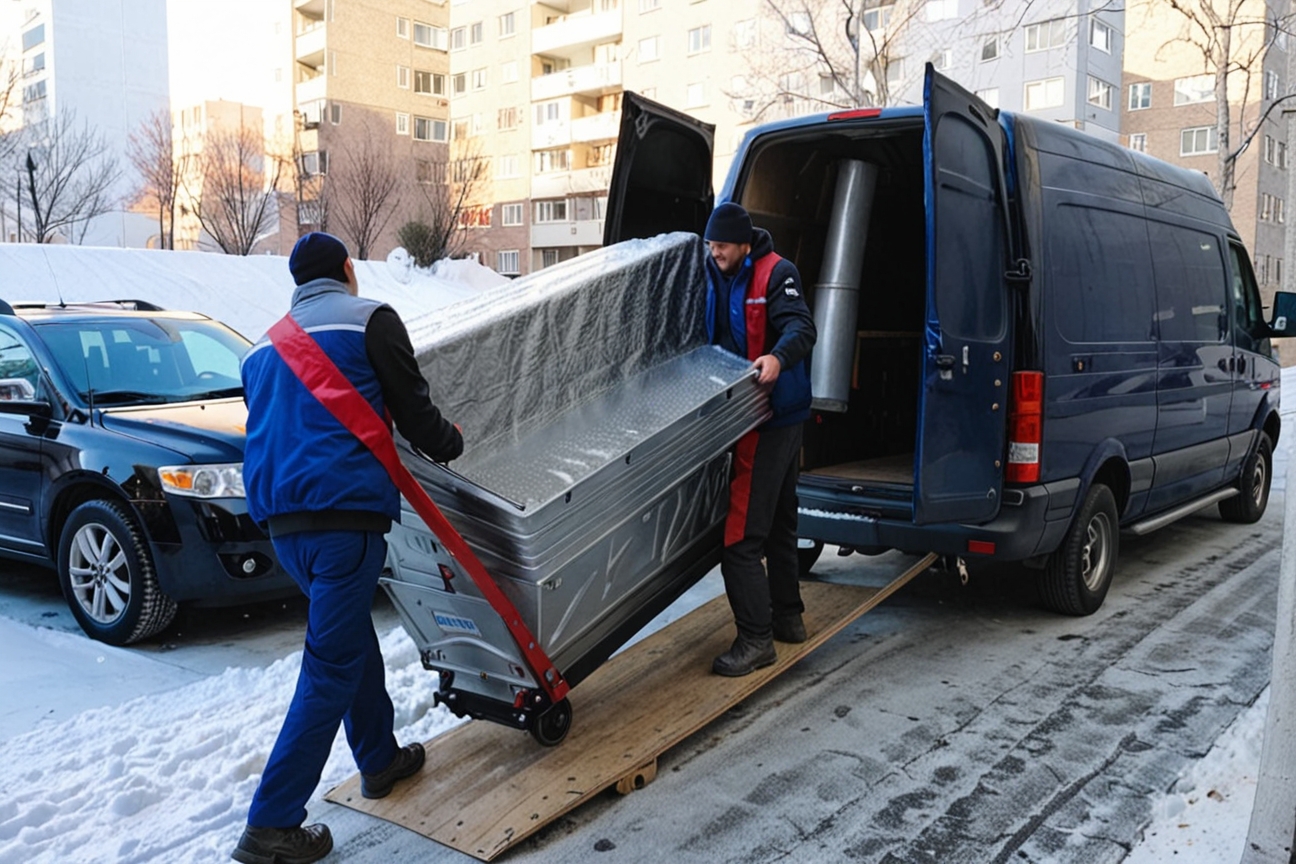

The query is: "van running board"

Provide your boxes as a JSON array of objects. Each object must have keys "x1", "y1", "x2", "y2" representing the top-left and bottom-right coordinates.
[{"x1": 1125, "y1": 488, "x2": 1238, "y2": 536}]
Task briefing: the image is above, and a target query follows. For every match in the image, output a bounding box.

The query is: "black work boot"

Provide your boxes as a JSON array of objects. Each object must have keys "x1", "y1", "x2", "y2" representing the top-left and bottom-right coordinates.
[
  {"x1": 361, "y1": 742, "x2": 426, "y2": 799},
  {"x1": 712, "y1": 632, "x2": 777, "y2": 677},
  {"x1": 772, "y1": 613, "x2": 807, "y2": 644},
  {"x1": 231, "y1": 823, "x2": 332, "y2": 864}
]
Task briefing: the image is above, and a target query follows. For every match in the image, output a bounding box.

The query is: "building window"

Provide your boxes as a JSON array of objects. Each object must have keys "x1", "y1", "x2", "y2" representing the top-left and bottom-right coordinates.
[
  {"x1": 980, "y1": 37, "x2": 998, "y2": 62},
  {"x1": 1129, "y1": 82, "x2": 1151, "y2": 110},
  {"x1": 498, "y1": 251, "x2": 521, "y2": 275},
  {"x1": 535, "y1": 100, "x2": 563, "y2": 124},
  {"x1": 588, "y1": 143, "x2": 614, "y2": 166},
  {"x1": 819, "y1": 74, "x2": 837, "y2": 96},
  {"x1": 414, "y1": 116, "x2": 448, "y2": 142},
  {"x1": 413, "y1": 22, "x2": 448, "y2": 50},
  {"x1": 640, "y1": 0, "x2": 661, "y2": 10},
  {"x1": 1174, "y1": 74, "x2": 1214, "y2": 105},
  {"x1": 330, "y1": 103, "x2": 342, "y2": 124},
  {"x1": 864, "y1": 5, "x2": 892, "y2": 31},
  {"x1": 542, "y1": 249, "x2": 560, "y2": 268},
  {"x1": 471, "y1": 68, "x2": 488, "y2": 90},
  {"x1": 1264, "y1": 135, "x2": 1287, "y2": 168},
  {"x1": 534, "y1": 149, "x2": 571, "y2": 173},
  {"x1": 470, "y1": 21, "x2": 483, "y2": 44},
  {"x1": 500, "y1": 12, "x2": 516, "y2": 36},
  {"x1": 498, "y1": 106, "x2": 520, "y2": 130},
  {"x1": 1261, "y1": 193, "x2": 1284, "y2": 223},
  {"x1": 452, "y1": 119, "x2": 470, "y2": 140},
  {"x1": 453, "y1": 72, "x2": 466, "y2": 94},
  {"x1": 1267, "y1": 70, "x2": 1281, "y2": 100},
  {"x1": 686, "y1": 82, "x2": 706, "y2": 107},
  {"x1": 1128, "y1": 133, "x2": 1147, "y2": 153},
  {"x1": 498, "y1": 154, "x2": 519, "y2": 177},
  {"x1": 451, "y1": 27, "x2": 466, "y2": 50},
  {"x1": 502, "y1": 203, "x2": 524, "y2": 226},
  {"x1": 535, "y1": 199, "x2": 569, "y2": 222},
  {"x1": 974, "y1": 87, "x2": 999, "y2": 108},
  {"x1": 926, "y1": 0, "x2": 958, "y2": 22},
  {"x1": 885, "y1": 59, "x2": 904, "y2": 86},
  {"x1": 1180, "y1": 126, "x2": 1218, "y2": 155},
  {"x1": 22, "y1": 79, "x2": 46, "y2": 104},
  {"x1": 688, "y1": 25, "x2": 712, "y2": 54},
  {"x1": 1087, "y1": 76, "x2": 1113, "y2": 110},
  {"x1": 1024, "y1": 77, "x2": 1065, "y2": 110},
  {"x1": 733, "y1": 18, "x2": 757, "y2": 49},
  {"x1": 397, "y1": 65, "x2": 410, "y2": 88},
  {"x1": 415, "y1": 70, "x2": 445, "y2": 95},
  {"x1": 300, "y1": 151, "x2": 329, "y2": 176},
  {"x1": 22, "y1": 24, "x2": 44, "y2": 52},
  {"x1": 932, "y1": 49, "x2": 951, "y2": 70},
  {"x1": 415, "y1": 160, "x2": 443, "y2": 184},
  {"x1": 396, "y1": 113, "x2": 410, "y2": 135},
  {"x1": 1090, "y1": 18, "x2": 1112, "y2": 53},
  {"x1": 1024, "y1": 19, "x2": 1067, "y2": 52},
  {"x1": 639, "y1": 36, "x2": 660, "y2": 62},
  {"x1": 397, "y1": 17, "x2": 410, "y2": 38}
]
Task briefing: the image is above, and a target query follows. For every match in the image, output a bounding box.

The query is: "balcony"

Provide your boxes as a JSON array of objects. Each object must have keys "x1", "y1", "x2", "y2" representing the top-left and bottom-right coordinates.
[
  {"x1": 531, "y1": 61, "x2": 620, "y2": 102},
  {"x1": 532, "y1": 120, "x2": 571, "y2": 150},
  {"x1": 532, "y1": 10, "x2": 622, "y2": 59},
  {"x1": 295, "y1": 25, "x2": 326, "y2": 68},
  {"x1": 571, "y1": 111, "x2": 619, "y2": 143},
  {"x1": 295, "y1": 0, "x2": 325, "y2": 17},
  {"x1": 531, "y1": 165, "x2": 613, "y2": 198},
  {"x1": 296, "y1": 76, "x2": 326, "y2": 107},
  {"x1": 531, "y1": 219, "x2": 604, "y2": 248}
]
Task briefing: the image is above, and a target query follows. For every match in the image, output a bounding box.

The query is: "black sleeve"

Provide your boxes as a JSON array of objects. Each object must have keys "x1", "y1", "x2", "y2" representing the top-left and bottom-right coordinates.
[
  {"x1": 365, "y1": 307, "x2": 464, "y2": 462},
  {"x1": 765, "y1": 260, "x2": 817, "y2": 369}
]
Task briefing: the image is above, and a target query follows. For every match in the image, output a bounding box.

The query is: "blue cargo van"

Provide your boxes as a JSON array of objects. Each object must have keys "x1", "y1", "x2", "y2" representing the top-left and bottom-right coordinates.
[{"x1": 605, "y1": 67, "x2": 1291, "y2": 615}]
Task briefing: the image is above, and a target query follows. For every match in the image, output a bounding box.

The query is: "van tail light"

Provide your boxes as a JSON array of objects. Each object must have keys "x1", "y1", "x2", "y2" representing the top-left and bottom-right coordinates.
[{"x1": 1006, "y1": 371, "x2": 1043, "y2": 483}]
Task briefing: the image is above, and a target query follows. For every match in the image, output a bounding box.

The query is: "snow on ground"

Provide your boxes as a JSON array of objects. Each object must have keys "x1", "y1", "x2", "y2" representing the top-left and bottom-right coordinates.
[{"x1": 0, "y1": 244, "x2": 507, "y2": 341}]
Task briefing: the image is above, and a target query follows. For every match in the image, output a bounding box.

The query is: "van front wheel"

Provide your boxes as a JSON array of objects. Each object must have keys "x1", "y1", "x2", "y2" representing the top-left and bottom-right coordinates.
[
  {"x1": 1040, "y1": 484, "x2": 1118, "y2": 616},
  {"x1": 1218, "y1": 433, "x2": 1272, "y2": 524}
]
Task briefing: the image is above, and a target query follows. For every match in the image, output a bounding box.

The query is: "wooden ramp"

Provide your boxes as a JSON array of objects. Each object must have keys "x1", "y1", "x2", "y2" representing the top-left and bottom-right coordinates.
[{"x1": 325, "y1": 553, "x2": 937, "y2": 861}]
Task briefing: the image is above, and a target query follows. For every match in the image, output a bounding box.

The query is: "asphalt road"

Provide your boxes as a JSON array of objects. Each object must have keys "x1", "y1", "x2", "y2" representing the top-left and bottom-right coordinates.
[{"x1": 0, "y1": 494, "x2": 1284, "y2": 863}]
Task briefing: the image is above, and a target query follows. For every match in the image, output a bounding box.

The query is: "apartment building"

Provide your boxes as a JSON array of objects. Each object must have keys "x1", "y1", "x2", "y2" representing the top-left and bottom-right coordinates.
[
  {"x1": 290, "y1": 0, "x2": 453, "y2": 256},
  {"x1": 1122, "y1": 0, "x2": 1287, "y2": 306},
  {"x1": 1, "y1": 0, "x2": 169, "y2": 246}
]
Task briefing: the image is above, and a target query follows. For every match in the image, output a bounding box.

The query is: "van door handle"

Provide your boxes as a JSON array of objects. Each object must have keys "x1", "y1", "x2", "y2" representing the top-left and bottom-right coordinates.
[
  {"x1": 935, "y1": 355, "x2": 956, "y2": 369},
  {"x1": 1237, "y1": 356, "x2": 1247, "y2": 374},
  {"x1": 1218, "y1": 357, "x2": 1232, "y2": 372}
]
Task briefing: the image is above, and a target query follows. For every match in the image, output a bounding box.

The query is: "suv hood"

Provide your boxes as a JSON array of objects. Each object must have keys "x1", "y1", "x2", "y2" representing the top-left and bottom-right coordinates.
[{"x1": 98, "y1": 398, "x2": 247, "y2": 463}]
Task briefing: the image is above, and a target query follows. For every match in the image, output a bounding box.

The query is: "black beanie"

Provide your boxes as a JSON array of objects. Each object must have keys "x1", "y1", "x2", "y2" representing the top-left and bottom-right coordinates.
[
  {"x1": 289, "y1": 232, "x2": 350, "y2": 286},
  {"x1": 704, "y1": 202, "x2": 753, "y2": 244}
]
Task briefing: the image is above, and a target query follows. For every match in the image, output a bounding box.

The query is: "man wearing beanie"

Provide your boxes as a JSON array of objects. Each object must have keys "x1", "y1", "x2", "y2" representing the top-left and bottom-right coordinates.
[
  {"x1": 233, "y1": 232, "x2": 463, "y2": 864},
  {"x1": 703, "y1": 202, "x2": 818, "y2": 676}
]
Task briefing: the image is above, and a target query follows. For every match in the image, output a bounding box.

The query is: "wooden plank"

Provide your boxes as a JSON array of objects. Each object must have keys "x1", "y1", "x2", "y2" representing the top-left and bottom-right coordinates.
[
  {"x1": 807, "y1": 454, "x2": 915, "y2": 485},
  {"x1": 325, "y1": 553, "x2": 937, "y2": 861}
]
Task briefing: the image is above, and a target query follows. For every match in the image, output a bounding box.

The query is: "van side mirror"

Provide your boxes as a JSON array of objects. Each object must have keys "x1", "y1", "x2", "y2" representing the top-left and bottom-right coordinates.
[
  {"x1": 0, "y1": 398, "x2": 52, "y2": 418},
  {"x1": 1270, "y1": 291, "x2": 1296, "y2": 337}
]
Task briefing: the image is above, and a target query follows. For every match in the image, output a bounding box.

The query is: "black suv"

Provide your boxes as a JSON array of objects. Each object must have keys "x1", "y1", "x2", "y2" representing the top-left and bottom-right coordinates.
[{"x1": 0, "y1": 299, "x2": 292, "y2": 645}]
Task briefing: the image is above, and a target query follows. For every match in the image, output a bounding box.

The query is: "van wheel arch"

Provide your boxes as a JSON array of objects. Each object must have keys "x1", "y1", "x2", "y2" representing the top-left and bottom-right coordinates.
[
  {"x1": 1263, "y1": 411, "x2": 1280, "y2": 450},
  {"x1": 1088, "y1": 458, "x2": 1130, "y2": 520},
  {"x1": 46, "y1": 480, "x2": 141, "y2": 556}
]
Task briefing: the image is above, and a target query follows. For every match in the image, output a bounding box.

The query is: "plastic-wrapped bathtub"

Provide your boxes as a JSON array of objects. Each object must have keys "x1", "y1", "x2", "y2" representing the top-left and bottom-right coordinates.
[{"x1": 380, "y1": 233, "x2": 771, "y2": 743}]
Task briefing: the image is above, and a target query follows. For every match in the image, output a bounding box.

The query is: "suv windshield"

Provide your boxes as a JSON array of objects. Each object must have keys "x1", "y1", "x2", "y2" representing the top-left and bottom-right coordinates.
[{"x1": 35, "y1": 318, "x2": 251, "y2": 405}]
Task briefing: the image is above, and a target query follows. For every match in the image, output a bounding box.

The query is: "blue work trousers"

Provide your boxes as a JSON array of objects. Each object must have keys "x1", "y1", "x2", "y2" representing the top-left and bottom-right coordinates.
[{"x1": 247, "y1": 530, "x2": 397, "y2": 828}]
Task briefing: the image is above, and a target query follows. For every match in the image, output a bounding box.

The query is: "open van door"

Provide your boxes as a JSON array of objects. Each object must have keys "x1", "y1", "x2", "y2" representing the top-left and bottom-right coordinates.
[
  {"x1": 915, "y1": 66, "x2": 1015, "y2": 525},
  {"x1": 603, "y1": 91, "x2": 715, "y2": 245}
]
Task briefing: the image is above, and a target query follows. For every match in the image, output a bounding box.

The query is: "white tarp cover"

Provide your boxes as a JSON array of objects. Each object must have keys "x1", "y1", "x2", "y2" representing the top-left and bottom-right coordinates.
[
  {"x1": 0, "y1": 244, "x2": 500, "y2": 341},
  {"x1": 404, "y1": 232, "x2": 710, "y2": 457}
]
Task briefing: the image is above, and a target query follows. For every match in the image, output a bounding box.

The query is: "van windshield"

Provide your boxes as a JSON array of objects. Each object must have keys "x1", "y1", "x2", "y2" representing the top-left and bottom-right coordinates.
[{"x1": 35, "y1": 318, "x2": 251, "y2": 405}]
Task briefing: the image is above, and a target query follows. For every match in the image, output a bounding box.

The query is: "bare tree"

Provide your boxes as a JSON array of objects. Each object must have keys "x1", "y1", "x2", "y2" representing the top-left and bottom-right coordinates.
[
  {"x1": 186, "y1": 123, "x2": 285, "y2": 255},
  {"x1": 404, "y1": 144, "x2": 487, "y2": 265},
  {"x1": 19, "y1": 108, "x2": 121, "y2": 243},
  {"x1": 1153, "y1": 0, "x2": 1296, "y2": 210},
  {"x1": 0, "y1": 53, "x2": 19, "y2": 169},
  {"x1": 325, "y1": 121, "x2": 402, "y2": 260},
  {"x1": 127, "y1": 109, "x2": 183, "y2": 250}
]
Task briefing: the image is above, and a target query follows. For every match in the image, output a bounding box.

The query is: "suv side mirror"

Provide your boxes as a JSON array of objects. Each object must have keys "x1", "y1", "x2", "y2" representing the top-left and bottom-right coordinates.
[
  {"x1": 1270, "y1": 291, "x2": 1296, "y2": 337},
  {"x1": 0, "y1": 398, "x2": 52, "y2": 418}
]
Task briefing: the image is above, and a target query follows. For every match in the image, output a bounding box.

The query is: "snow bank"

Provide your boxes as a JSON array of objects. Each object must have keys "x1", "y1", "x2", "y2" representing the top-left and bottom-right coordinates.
[{"x1": 0, "y1": 244, "x2": 508, "y2": 341}]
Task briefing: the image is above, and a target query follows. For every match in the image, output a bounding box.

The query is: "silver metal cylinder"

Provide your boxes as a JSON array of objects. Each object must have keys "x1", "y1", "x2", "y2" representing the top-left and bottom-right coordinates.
[{"x1": 810, "y1": 159, "x2": 878, "y2": 412}]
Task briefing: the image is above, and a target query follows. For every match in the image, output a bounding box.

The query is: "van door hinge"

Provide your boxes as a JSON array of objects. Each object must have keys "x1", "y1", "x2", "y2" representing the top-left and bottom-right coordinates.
[{"x1": 1005, "y1": 259, "x2": 1032, "y2": 285}]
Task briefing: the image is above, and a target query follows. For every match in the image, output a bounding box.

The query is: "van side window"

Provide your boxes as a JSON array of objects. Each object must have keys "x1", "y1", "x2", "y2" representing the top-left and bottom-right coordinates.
[
  {"x1": 1227, "y1": 243, "x2": 1267, "y2": 345},
  {"x1": 0, "y1": 327, "x2": 41, "y2": 402},
  {"x1": 1147, "y1": 223, "x2": 1227, "y2": 343},
  {"x1": 1050, "y1": 205, "x2": 1156, "y2": 344}
]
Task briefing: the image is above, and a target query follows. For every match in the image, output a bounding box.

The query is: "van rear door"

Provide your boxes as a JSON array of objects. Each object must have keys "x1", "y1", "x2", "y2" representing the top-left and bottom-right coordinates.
[
  {"x1": 915, "y1": 66, "x2": 1014, "y2": 525},
  {"x1": 603, "y1": 91, "x2": 715, "y2": 245}
]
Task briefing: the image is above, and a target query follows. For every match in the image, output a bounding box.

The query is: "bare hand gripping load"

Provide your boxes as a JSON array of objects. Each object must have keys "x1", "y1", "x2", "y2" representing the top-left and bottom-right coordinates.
[{"x1": 383, "y1": 233, "x2": 772, "y2": 744}]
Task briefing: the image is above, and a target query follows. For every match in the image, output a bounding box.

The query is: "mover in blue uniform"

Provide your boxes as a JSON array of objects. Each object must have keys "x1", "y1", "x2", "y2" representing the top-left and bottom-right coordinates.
[
  {"x1": 233, "y1": 233, "x2": 463, "y2": 864},
  {"x1": 704, "y1": 203, "x2": 818, "y2": 677}
]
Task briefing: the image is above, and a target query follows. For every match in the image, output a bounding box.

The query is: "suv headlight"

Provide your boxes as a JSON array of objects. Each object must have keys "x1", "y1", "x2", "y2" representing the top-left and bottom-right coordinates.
[{"x1": 158, "y1": 463, "x2": 245, "y2": 498}]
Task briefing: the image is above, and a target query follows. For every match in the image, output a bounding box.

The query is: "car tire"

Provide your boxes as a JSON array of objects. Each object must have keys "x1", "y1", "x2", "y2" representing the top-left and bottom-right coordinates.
[
  {"x1": 1219, "y1": 432, "x2": 1272, "y2": 525},
  {"x1": 57, "y1": 499, "x2": 177, "y2": 646},
  {"x1": 1040, "y1": 483, "x2": 1119, "y2": 616},
  {"x1": 797, "y1": 539, "x2": 824, "y2": 578}
]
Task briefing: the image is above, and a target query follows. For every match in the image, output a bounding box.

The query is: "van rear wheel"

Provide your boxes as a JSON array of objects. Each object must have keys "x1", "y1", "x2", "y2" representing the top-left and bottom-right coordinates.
[
  {"x1": 1218, "y1": 433, "x2": 1272, "y2": 524},
  {"x1": 1040, "y1": 483, "x2": 1118, "y2": 616}
]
